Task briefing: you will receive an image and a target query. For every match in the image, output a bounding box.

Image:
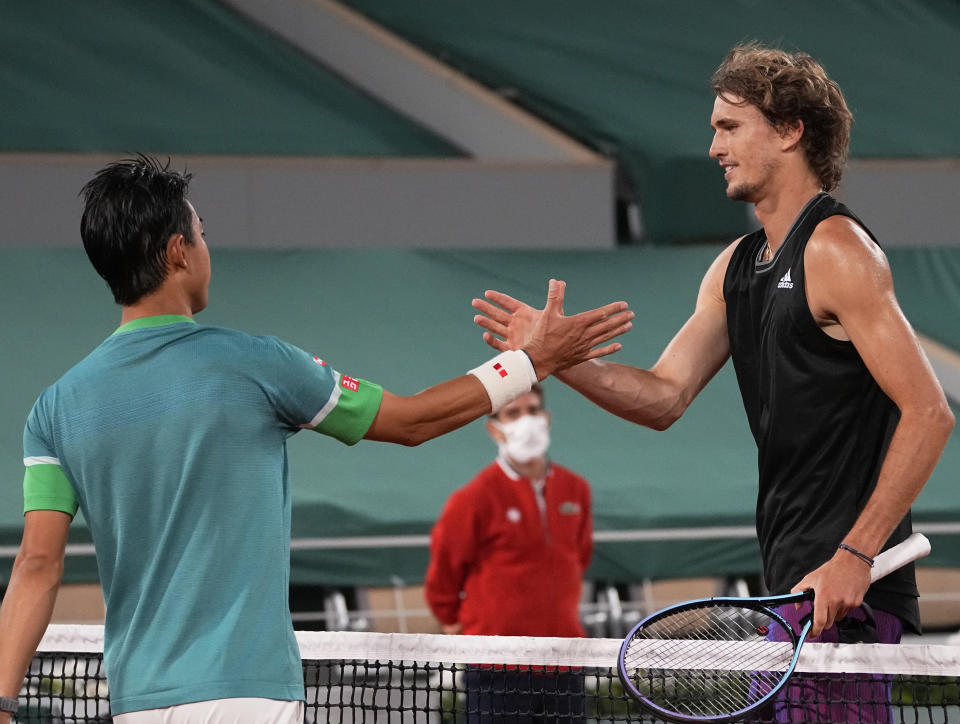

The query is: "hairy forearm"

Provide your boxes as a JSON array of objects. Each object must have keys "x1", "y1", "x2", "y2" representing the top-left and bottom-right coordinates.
[
  {"x1": 844, "y1": 403, "x2": 955, "y2": 556},
  {"x1": 0, "y1": 553, "x2": 63, "y2": 700},
  {"x1": 556, "y1": 360, "x2": 690, "y2": 431}
]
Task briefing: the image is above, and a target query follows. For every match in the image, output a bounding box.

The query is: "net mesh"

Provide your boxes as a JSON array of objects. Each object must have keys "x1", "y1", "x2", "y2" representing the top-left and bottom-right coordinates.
[{"x1": 15, "y1": 626, "x2": 960, "y2": 723}]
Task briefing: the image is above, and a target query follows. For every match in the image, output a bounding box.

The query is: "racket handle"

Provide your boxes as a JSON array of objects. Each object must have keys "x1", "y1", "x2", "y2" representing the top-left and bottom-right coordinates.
[{"x1": 870, "y1": 532, "x2": 931, "y2": 582}]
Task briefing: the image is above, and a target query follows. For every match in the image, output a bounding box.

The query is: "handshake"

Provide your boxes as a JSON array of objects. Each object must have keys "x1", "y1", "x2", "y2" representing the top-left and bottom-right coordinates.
[{"x1": 470, "y1": 278, "x2": 634, "y2": 382}]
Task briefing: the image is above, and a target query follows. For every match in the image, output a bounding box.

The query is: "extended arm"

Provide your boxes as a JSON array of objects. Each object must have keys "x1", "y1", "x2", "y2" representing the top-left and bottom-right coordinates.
[
  {"x1": 791, "y1": 218, "x2": 955, "y2": 635},
  {"x1": 0, "y1": 511, "x2": 71, "y2": 721},
  {"x1": 473, "y1": 245, "x2": 736, "y2": 429},
  {"x1": 365, "y1": 376, "x2": 493, "y2": 446},
  {"x1": 366, "y1": 279, "x2": 633, "y2": 445}
]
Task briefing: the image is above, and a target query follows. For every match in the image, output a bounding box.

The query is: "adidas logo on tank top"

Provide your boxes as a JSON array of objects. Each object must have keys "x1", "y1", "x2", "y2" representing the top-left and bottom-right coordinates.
[{"x1": 777, "y1": 268, "x2": 794, "y2": 289}]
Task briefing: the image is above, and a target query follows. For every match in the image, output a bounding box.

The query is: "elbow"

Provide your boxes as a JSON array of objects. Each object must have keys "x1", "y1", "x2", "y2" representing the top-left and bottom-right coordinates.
[
  {"x1": 614, "y1": 402, "x2": 681, "y2": 431},
  {"x1": 649, "y1": 409, "x2": 683, "y2": 431},
  {"x1": 397, "y1": 423, "x2": 433, "y2": 447},
  {"x1": 12, "y1": 548, "x2": 65, "y2": 585},
  {"x1": 923, "y1": 396, "x2": 955, "y2": 434},
  {"x1": 907, "y1": 398, "x2": 955, "y2": 443},
  {"x1": 934, "y1": 400, "x2": 956, "y2": 436},
  {"x1": 383, "y1": 431, "x2": 425, "y2": 447},
  {"x1": 617, "y1": 374, "x2": 690, "y2": 431},
  {"x1": 645, "y1": 395, "x2": 689, "y2": 431}
]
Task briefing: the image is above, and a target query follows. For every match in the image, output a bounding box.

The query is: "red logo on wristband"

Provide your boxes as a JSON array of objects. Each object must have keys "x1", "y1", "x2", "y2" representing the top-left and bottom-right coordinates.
[
  {"x1": 313, "y1": 356, "x2": 328, "y2": 366},
  {"x1": 341, "y1": 375, "x2": 359, "y2": 392},
  {"x1": 493, "y1": 363, "x2": 508, "y2": 378}
]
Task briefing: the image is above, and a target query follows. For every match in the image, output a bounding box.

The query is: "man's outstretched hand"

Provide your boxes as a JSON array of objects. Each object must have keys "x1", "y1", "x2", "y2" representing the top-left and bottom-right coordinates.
[{"x1": 473, "y1": 279, "x2": 633, "y2": 378}]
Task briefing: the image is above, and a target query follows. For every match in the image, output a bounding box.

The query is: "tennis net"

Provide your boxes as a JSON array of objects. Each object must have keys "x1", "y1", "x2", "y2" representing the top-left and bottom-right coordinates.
[{"x1": 16, "y1": 624, "x2": 960, "y2": 722}]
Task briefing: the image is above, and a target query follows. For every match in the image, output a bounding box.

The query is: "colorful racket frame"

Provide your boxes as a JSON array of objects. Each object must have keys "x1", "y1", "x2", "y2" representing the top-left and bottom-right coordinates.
[
  {"x1": 616, "y1": 533, "x2": 930, "y2": 723},
  {"x1": 617, "y1": 591, "x2": 813, "y2": 723}
]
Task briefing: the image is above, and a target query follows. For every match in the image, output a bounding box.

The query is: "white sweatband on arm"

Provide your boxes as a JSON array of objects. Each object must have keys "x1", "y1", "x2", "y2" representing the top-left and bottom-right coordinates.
[{"x1": 467, "y1": 350, "x2": 539, "y2": 413}]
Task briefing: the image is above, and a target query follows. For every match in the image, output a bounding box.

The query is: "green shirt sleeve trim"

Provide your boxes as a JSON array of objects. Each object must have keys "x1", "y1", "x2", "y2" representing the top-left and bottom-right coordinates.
[
  {"x1": 314, "y1": 378, "x2": 383, "y2": 445},
  {"x1": 23, "y1": 464, "x2": 78, "y2": 517}
]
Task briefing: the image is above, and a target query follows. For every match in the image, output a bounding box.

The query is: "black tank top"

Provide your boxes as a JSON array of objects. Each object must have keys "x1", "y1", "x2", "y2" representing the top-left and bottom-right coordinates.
[{"x1": 723, "y1": 192, "x2": 919, "y2": 631}]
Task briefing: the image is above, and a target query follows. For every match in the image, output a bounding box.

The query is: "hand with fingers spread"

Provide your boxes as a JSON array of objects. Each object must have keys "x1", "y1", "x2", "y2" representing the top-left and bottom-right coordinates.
[
  {"x1": 473, "y1": 288, "x2": 541, "y2": 353},
  {"x1": 473, "y1": 279, "x2": 633, "y2": 379}
]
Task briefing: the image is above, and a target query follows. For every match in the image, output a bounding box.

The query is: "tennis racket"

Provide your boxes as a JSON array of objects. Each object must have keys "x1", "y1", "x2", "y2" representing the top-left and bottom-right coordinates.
[{"x1": 617, "y1": 532, "x2": 931, "y2": 723}]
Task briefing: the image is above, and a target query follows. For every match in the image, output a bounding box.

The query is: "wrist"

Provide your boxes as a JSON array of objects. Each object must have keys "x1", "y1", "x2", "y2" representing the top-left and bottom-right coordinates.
[
  {"x1": 519, "y1": 349, "x2": 542, "y2": 380},
  {"x1": 838, "y1": 542, "x2": 875, "y2": 568},
  {"x1": 467, "y1": 350, "x2": 538, "y2": 413}
]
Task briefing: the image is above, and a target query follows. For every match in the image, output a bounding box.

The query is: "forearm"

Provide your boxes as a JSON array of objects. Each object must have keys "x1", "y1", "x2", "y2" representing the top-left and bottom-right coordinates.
[
  {"x1": 366, "y1": 376, "x2": 491, "y2": 445},
  {"x1": 0, "y1": 554, "x2": 63, "y2": 702},
  {"x1": 556, "y1": 360, "x2": 689, "y2": 431},
  {"x1": 403, "y1": 376, "x2": 491, "y2": 443},
  {"x1": 843, "y1": 404, "x2": 954, "y2": 556}
]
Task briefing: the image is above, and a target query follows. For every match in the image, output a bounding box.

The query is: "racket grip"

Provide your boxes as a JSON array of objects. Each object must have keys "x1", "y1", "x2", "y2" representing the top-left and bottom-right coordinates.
[{"x1": 870, "y1": 532, "x2": 931, "y2": 582}]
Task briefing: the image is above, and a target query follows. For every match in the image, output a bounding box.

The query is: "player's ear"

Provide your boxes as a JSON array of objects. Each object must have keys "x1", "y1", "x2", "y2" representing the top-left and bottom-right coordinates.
[
  {"x1": 779, "y1": 120, "x2": 804, "y2": 152},
  {"x1": 166, "y1": 233, "x2": 188, "y2": 270}
]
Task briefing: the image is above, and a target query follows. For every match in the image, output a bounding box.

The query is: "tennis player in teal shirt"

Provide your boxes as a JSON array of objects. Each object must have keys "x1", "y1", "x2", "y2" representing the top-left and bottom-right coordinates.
[{"x1": 0, "y1": 156, "x2": 633, "y2": 723}]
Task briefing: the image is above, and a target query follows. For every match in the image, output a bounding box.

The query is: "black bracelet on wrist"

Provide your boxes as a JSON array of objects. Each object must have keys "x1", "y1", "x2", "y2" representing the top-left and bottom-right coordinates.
[
  {"x1": 838, "y1": 542, "x2": 875, "y2": 568},
  {"x1": 520, "y1": 349, "x2": 538, "y2": 378}
]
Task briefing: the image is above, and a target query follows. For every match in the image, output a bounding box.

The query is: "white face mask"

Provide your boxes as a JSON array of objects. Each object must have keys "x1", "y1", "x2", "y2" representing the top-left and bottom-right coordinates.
[{"x1": 495, "y1": 414, "x2": 550, "y2": 463}]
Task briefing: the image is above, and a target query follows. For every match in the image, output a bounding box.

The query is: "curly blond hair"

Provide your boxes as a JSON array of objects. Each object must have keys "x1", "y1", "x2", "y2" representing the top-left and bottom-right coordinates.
[{"x1": 710, "y1": 43, "x2": 852, "y2": 192}]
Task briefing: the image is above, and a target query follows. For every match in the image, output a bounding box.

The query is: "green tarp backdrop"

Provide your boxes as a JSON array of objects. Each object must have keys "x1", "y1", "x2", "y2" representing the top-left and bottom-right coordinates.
[
  {"x1": 343, "y1": 0, "x2": 960, "y2": 243},
  {"x1": 0, "y1": 0, "x2": 461, "y2": 158},
  {"x1": 6, "y1": 2, "x2": 960, "y2": 244},
  {"x1": 2, "y1": 247, "x2": 959, "y2": 586}
]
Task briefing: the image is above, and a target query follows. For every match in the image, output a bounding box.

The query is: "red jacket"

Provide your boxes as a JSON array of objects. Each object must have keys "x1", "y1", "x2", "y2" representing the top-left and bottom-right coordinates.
[{"x1": 425, "y1": 458, "x2": 593, "y2": 637}]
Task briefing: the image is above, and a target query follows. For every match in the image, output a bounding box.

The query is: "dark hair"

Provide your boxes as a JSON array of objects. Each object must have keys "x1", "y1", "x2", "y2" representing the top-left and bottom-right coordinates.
[
  {"x1": 80, "y1": 155, "x2": 194, "y2": 305},
  {"x1": 710, "y1": 43, "x2": 852, "y2": 192}
]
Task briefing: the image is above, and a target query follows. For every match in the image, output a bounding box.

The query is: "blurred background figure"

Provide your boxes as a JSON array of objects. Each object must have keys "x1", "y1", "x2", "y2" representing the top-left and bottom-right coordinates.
[{"x1": 425, "y1": 383, "x2": 592, "y2": 722}]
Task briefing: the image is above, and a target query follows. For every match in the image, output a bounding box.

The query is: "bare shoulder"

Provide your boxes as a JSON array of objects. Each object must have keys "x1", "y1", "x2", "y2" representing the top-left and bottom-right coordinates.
[
  {"x1": 805, "y1": 216, "x2": 896, "y2": 323},
  {"x1": 806, "y1": 215, "x2": 891, "y2": 282},
  {"x1": 700, "y1": 236, "x2": 746, "y2": 304},
  {"x1": 715, "y1": 236, "x2": 746, "y2": 268}
]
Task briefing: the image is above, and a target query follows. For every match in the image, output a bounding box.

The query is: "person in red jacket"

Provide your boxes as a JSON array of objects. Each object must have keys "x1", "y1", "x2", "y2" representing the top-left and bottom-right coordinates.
[{"x1": 425, "y1": 383, "x2": 592, "y2": 722}]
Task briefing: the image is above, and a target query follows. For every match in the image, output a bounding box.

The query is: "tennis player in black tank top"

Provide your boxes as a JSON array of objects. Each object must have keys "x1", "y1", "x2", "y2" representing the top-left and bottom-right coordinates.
[
  {"x1": 725, "y1": 191, "x2": 919, "y2": 632},
  {"x1": 474, "y1": 44, "x2": 953, "y2": 646}
]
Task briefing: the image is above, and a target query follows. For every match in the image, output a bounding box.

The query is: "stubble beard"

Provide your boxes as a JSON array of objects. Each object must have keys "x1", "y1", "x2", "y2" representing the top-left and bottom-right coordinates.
[
  {"x1": 725, "y1": 157, "x2": 778, "y2": 204},
  {"x1": 727, "y1": 182, "x2": 760, "y2": 203}
]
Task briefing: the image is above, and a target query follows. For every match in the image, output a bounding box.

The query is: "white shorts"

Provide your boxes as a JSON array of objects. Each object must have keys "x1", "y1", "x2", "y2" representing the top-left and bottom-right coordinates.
[{"x1": 113, "y1": 698, "x2": 304, "y2": 724}]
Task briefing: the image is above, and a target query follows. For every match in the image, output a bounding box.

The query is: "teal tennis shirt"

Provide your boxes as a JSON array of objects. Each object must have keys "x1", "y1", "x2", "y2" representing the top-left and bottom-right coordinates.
[{"x1": 22, "y1": 316, "x2": 383, "y2": 714}]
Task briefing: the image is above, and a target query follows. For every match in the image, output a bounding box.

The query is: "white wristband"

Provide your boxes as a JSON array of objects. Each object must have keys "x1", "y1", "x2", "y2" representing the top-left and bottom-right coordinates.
[{"x1": 467, "y1": 350, "x2": 538, "y2": 413}]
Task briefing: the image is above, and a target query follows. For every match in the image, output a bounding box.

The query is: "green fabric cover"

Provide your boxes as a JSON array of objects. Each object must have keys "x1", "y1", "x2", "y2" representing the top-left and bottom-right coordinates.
[
  {"x1": 342, "y1": 0, "x2": 960, "y2": 243},
  {"x1": 1, "y1": 247, "x2": 958, "y2": 585},
  {"x1": 888, "y1": 247, "x2": 960, "y2": 350},
  {"x1": 0, "y1": 0, "x2": 461, "y2": 157}
]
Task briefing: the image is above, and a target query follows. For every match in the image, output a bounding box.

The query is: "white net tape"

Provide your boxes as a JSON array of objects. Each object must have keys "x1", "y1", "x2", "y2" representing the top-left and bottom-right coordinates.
[{"x1": 37, "y1": 625, "x2": 960, "y2": 677}]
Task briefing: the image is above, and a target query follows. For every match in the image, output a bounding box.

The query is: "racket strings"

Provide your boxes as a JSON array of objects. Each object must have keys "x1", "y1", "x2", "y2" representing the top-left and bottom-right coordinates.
[{"x1": 623, "y1": 604, "x2": 796, "y2": 717}]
